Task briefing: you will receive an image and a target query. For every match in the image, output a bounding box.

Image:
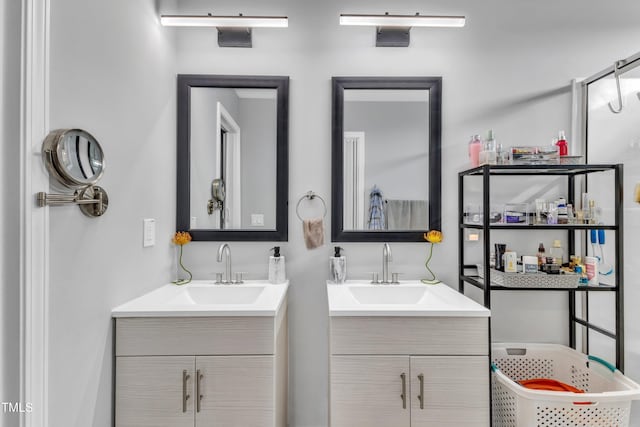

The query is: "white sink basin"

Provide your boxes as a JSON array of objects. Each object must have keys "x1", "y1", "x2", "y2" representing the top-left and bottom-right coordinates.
[
  {"x1": 112, "y1": 280, "x2": 288, "y2": 317},
  {"x1": 348, "y1": 286, "x2": 427, "y2": 304},
  {"x1": 168, "y1": 285, "x2": 266, "y2": 305},
  {"x1": 327, "y1": 280, "x2": 490, "y2": 317}
]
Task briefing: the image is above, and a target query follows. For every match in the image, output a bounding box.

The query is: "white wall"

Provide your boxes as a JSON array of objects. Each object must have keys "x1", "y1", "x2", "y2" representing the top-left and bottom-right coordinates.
[
  {"x1": 239, "y1": 98, "x2": 277, "y2": 229},
  {"x1": 40, "y1": 0, "x2": 640, "y2": 426},
  {"x1": 344, "y1": 100, "x2": 429, "y2": 200},
  {"x1": 170, "y1": 1, "x2": 640, "y2": 426},
  {"x1": 47, "y1": 0, "x2": 176, "y2": 426},
  {"x1": 1, "y1": 0, "x2": 22, "y2": 425}
]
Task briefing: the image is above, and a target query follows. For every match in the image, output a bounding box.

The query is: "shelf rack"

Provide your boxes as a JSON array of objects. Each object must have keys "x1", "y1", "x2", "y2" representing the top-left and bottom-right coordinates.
[{"x1": 458, "y1": 163, "x2": 624, "y2": 369}]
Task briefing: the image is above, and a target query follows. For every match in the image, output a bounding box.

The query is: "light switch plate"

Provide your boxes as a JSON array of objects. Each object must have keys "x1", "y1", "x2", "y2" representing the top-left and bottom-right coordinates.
[
  {"x1": 143, "y1": 218, "x2": 156, "y2": 247},
  {"x1": 251, "y1": 214, "x2": 264, "y2": 226},
  {"x1": 190, "y1": 216, "x2": 197, "y2": 229}
]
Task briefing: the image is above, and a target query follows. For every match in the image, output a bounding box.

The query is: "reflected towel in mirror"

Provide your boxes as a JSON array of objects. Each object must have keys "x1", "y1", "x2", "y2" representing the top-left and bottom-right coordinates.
[
  {"x1": 368, "y1": 185, "x2": 386, "y2": 230},
  {"x1": 303, "y1": 218, "x2": 325, "y2": 249},
  {"x1": 386, "y1": 200, "x2": 428, "y2": 230}
]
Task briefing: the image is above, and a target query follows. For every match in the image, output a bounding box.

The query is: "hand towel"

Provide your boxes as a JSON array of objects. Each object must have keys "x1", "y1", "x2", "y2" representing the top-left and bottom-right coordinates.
[{"x1": 303, "y1": 217, "x2": 324, "y2": 249}]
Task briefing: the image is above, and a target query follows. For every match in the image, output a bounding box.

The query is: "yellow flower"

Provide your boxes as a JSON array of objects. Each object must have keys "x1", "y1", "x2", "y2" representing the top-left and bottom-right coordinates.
[
  {"x1": 172, "y1": 231, "x2": 192, "y2": 246},
  {"x1": 424, "y1": 230, "x2": 443, "y2": 244}
]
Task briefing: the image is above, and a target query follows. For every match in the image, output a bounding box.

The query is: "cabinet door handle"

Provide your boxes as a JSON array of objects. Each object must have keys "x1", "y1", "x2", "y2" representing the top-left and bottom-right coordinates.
[
  {"x1": 400, "y1": 373, "x2": 407, "y2": 409},
  {"x1": 418, "y1": 374, "x2": 424, "y2": 409},
  {"x1": 182, "y1": 370, "x2": 191, "y2": 413},
  {"x1": 196, "y1": 369, "x2": 204, "y2": 413}
]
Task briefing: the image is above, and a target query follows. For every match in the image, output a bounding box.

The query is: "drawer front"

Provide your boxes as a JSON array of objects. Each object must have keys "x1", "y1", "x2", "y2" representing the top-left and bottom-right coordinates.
[
  {"x1": 330, "y1": 317, "x2": 488, "y2": 355},
  {"x1": 116, "y1": 317, "x2": 274, "y2": 356}
]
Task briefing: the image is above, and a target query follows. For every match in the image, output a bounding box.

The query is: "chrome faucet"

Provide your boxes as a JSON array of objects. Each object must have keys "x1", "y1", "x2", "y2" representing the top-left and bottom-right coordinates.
[
  {"x1": 217, "y1": 243, "x2": 232, "y2": 284},
  {"x1": 382, "y1": 243, "x2": 392, "y2": 284}
]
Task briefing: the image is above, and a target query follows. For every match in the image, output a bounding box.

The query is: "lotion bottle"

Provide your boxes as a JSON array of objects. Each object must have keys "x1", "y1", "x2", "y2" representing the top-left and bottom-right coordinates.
[
  {"x1": 268, "y1": 246, "x2": 286, "y2": 284},
  {"x1": 329, "y1": 246, "x2": 347, "y2": 284}
]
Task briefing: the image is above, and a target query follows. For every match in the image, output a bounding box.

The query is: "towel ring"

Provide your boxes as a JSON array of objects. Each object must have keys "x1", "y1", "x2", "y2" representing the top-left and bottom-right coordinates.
[{"x1": 296, "y1": 191, "x2": 327, "y2": 221}]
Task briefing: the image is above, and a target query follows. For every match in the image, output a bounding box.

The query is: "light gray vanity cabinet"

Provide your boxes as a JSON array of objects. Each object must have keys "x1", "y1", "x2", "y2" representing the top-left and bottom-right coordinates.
[
  {"x1": 114, "y1": 311, "x2": 287, "y2": 427},
  {"x1": 329, "y1": 317, "x2": 490, "y2": 427}
]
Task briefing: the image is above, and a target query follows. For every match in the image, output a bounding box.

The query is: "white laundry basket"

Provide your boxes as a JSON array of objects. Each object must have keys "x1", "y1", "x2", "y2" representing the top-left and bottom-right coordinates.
[{"x1": 492, "y1": 343, "x2": 640, "y2": 427}]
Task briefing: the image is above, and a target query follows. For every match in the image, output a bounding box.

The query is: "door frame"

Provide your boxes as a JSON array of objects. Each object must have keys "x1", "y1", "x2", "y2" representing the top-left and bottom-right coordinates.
[
  {"x1": 19, "y1": 0, "x2": 51, "y2": 426},
  {"x1": 343, "y1": 131, "x2": 366, "y2": 230},
  {"x1": 216, "y1": 101, "x2": 242, "y2": 229}
]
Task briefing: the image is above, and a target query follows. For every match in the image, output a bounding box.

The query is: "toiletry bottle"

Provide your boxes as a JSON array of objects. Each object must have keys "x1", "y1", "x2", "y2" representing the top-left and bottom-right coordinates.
[
  {"x1": 503, "y1": 250, "x2": 518, "y2": 273},
  {"x1": 268, "y1": 246, "x2": 286, "y2": 284},
  {"x1": 480, "y1": 130, "x2": 497, "y2": 165},
  {"x1": 556, "y1": 130, "x2": 568, "y2": 156},
  {"x1": 550, "y1": 240, "x2": 564, "y2": 265},
  {"x1": 575, "y1": 265, "x2": 588, "y2": 286},
  {"x1": 495, "y1": 243, "x2": 506, "y2": 271},
  {"x1": 547, "y1": 202, "x2": 558, "y2": 224},
  {"x1": 329, "y1": 246, "x2": 347, "y2": 284},
  {"x1": 537, "y1": 243, "x2": 546, "y2": 269},
  {"x1": 557, "y1": 198, "x2": 568, "y2": 224},
  {"x1": 468, "y1": 135, "x2": 482, "y2": 167},
  {"x1": 584, "y1": 256, "x2": 599, "y2": 286}
]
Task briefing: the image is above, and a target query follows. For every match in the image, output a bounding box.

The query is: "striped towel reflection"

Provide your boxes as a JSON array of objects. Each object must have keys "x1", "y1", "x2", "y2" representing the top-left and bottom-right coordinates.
[{"x1": 368, "y1": 185, "x2": 385, "y2": 230}]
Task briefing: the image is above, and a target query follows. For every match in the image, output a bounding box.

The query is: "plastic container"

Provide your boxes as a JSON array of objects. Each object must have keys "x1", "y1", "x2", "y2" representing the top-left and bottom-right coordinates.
[
  {"x1": 585, "y1": 256, "x2": 599, "y2": 286},
  {"x1": 479, "y1": 130, "x2": 497, "y2": 165},
  {"x1": 329, "y1": 246, "x2": 346, "y2": 284},
  {"x1": 268, "y1": 246, "x2": 286, "y2": 284},
  {"x1": 468, "y1": 134, "x2": 482, "y2": 167},
  {"x1": 556, "y1": 130, "x2": 568, "y2": 156},
  {"x1": 550, "y1": 240, "x2": 564, "y2": 265},
  {"x1": 503, "y1": 203, "x2": 529, "y2": 225},
  {"x1": 492, "y1": 343, "x2": 640, "y2": 427}
]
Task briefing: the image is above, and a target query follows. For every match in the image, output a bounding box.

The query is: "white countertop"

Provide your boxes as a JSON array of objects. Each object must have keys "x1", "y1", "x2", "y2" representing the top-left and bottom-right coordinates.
[
  {"x1": 327, "y1": 280, "x2": 490, "y2": 317},
  {"x1": 112, "y1": 280, "x2": 289, "y2": 317}
]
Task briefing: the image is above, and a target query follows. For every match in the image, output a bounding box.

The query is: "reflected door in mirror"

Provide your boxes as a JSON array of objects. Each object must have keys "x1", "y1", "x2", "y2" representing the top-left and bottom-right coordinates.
[
  {"x1": 190, "y1": 87, "x2": 277, "y2": 231},
  {"x1": 331, "y1": 77, "x2": 441, "y2": 242},
  {"x1": 177, "y1": 75, "x2": 289, "y2": 242}
]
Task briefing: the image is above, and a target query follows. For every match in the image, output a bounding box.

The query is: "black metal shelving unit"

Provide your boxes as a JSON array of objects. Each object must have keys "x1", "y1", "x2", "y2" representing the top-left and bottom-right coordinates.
[{"x1": 458, "y1": 163, "x2": 624, "y2": 369}]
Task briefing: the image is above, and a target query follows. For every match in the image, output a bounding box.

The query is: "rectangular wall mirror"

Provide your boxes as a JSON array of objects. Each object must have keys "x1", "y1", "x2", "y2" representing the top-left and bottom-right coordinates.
[
  {"x1": 177, "y1": 75, "x2": 289, "y2": 241},
  {"x1": 331, "y1": 77, "x2": 442, "y2": 242}
]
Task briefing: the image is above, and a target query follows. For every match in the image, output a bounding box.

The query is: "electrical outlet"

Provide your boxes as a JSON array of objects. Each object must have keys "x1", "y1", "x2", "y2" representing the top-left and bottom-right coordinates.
[
  {"x1": 251, "y1": 214, "x2": 264, "y2": 227},
  {"x1": 143, "y1": 218, "x2": 156, "y2": 247}
]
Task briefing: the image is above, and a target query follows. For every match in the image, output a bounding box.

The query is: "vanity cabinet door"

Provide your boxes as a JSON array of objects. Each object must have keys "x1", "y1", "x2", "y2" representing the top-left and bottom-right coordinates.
[
  {"x1": 116, "y1": 356, "x2": 195, "y2": 427},
  {"x1": 195, "y1": 355, "x2": 274, "y2": 427},
  {"x1": 330, "y1": 356, "x2": 411, "y2": 427},
  {"x1": 410, "y1": 356, "x2": 489, "y2": 427}
]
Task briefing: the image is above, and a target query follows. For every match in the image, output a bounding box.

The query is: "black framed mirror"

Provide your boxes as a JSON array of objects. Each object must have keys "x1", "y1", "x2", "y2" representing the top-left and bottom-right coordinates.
[
  {"x1": 331, "y1": 77, "x2": 442, "y2": 242},
  {"x1": 177, "y1": 75, "x2": 289, "y2": 241}
]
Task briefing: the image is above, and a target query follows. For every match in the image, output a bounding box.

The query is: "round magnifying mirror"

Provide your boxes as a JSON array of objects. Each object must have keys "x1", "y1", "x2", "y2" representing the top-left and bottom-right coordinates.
[
  {"x1": 42, "y1": 129, "x2": 105, "y2": 189},
  {"x1": 212, "y1": 178, "x2": 225, "y2": 202}
]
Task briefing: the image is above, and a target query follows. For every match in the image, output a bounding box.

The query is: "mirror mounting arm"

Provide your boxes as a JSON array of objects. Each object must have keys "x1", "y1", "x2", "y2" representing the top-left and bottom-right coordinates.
[{"x1": 36, "y1": 185, "x2": 109, "y2": 217}]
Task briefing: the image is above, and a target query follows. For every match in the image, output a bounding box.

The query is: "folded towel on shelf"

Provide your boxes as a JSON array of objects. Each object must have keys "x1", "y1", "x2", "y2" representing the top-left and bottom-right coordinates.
[{"x1": 303, "y1": 217, "x2": 325, "y2": 249}]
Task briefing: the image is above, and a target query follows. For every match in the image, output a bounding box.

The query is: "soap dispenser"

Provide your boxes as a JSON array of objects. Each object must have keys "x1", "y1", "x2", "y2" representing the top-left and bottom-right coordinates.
[
  {"x1": 329, "y1": 246, "x2": 347, "y2": 284},
  {"x1": 268, "y1": 246, "x2": 286, "y2": 284}
]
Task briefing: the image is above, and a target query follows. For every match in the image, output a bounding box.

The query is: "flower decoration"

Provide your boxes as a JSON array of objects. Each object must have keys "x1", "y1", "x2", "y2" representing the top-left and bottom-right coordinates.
[
  {"x1": 421, "y1": 230, "x2": 442, "y2": 284},
  {"x1": 172, "y1": 231, "x2": 192, "y2": 246},
  {"x1": 424, "y1": 230, "x2": 443, "y2": 244},
  {"x1": 172, "y1": 231, "x2": 193, "y2": 285}
]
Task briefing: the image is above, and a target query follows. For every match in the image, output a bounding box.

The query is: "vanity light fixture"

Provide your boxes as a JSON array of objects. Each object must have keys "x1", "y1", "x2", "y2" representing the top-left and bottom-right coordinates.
[
  {"x1": 160, "y1": 13, "x2": 288, "y2": 48},
  {"x1": 340, "y1": 12, "x2": 466, "y2": 47}
]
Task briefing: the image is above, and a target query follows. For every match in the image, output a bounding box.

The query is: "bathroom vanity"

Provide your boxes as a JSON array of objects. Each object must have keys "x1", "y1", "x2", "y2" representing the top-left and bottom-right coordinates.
[
  {"x1": 327, "y1": 281, "x2": 491, "y2": 427},
  {"x1": 112, "y1": 281, "x2": 288, "y2": 427}
]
